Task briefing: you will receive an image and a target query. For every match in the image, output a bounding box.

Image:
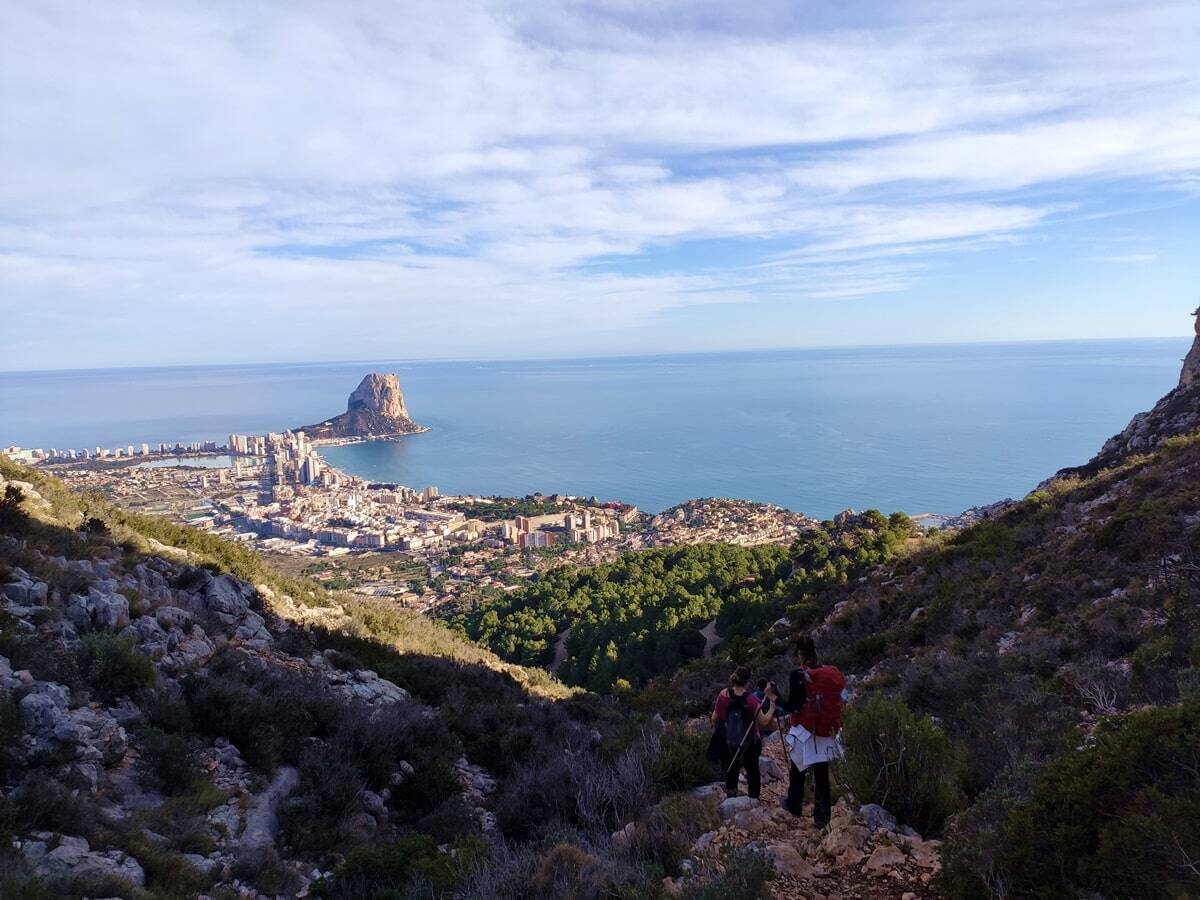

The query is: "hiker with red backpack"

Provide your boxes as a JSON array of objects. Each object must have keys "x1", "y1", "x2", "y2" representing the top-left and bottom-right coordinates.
[
  {"x1": 765, "y1": 633, "x2": 845, "y2": 828},
  {"x1": 710, "y1": 665, "x2": 777, "y2": 799}
]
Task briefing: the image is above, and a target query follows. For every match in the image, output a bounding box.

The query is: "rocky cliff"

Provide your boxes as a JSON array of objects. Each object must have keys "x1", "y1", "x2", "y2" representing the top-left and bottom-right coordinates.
[
  {"x1": 1056, "y1": 307, "x2": 1200, "y2": 477},
  {"x1": 299, "y1": 373, "x2": 422, "y2": 441}
]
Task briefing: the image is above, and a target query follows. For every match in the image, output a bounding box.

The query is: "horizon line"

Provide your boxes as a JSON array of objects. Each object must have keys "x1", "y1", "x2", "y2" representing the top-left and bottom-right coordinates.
[{"x1": 0, "y1": 332, "x2": 1190, "y2": 377}]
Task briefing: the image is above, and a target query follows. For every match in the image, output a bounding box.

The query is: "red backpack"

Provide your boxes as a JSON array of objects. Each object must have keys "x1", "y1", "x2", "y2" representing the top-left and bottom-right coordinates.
[{"x1": 789, "y1": 665, "x2": 846, "y2": 737}]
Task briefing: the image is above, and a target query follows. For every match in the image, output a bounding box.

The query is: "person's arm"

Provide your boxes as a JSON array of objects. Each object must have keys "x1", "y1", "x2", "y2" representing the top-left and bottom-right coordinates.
[
  {"x1": 754, "y1": 694, "x2": 775, "y2": 730},
  {"x1": 711, "y1": 689, "x2": 727, "y2": 727}
]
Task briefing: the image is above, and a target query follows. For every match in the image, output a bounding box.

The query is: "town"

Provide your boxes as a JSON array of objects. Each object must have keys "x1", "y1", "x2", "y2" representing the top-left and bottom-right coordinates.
[{"x1": 12, "y1": 430, "x2": 817, "y2": 613}]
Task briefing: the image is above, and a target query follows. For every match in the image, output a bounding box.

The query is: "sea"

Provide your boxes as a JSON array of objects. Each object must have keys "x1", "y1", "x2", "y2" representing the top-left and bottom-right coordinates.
[{"x1": 0, "y1": 339, "x2": 1188, "y2": 520}]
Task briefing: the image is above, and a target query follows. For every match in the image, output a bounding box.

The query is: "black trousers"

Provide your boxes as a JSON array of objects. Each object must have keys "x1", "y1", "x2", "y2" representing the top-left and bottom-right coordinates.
[
  {"x1": 785, "y1": 760, "x2": 831, "y2": 827},
  {"x1": 721, "y1": 740, "x2": 762, "y2": 799}
]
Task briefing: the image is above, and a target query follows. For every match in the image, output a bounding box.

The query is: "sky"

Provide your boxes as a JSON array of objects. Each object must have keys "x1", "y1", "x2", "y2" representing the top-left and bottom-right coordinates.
[{"x1": 1, "y1": 0, "x2": 1199, "y2": 371}]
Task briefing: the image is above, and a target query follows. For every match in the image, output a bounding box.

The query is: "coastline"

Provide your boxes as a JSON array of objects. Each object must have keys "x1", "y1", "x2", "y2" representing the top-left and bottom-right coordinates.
[{"x1": 308, "y1": 426, "x2": 430, "y2": 449}]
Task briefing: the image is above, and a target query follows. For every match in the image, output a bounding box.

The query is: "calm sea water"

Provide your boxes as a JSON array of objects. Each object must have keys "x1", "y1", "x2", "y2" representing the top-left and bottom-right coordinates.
[{"x1": 0, "y1": 339, "x2": 1187, "y2": 518}]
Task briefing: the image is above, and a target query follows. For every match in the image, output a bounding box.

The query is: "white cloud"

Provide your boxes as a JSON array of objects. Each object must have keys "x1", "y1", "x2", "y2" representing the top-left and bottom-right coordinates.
[{"x1": 0, "y1": 0, "x2": 1197, "y2": 367}]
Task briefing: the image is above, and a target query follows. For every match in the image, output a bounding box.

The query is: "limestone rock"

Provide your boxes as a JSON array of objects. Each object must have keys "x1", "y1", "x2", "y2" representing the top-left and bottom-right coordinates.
[
  {"x1": 65, "y1": 588, "x2": 130, "y2": 631},
  {"x1": 1054, "y1": 309, "x2": 1200, "y2": 477},
  {"x1": 718, "y1": 795, "x2": 758, "y2": 820},
  {"x1": 298, "y1": 373, "x2": 423, "y2": 440},
  {"x1": 21, "y1": 834, "x2": 145, "y2": 888},
  {"x1": 766, "y1": 842, "x2": 815, "y2": 879},
  {"x1": 820, "y1": 824, "x2": 871, "y2": 867},
  {"x1": 1181, "y1": 306, "x2": 1200, "y2": 387},
  {"x1": 859, "y1": 803, "x2": 898, "y2": 832},
  {"x1": 692, "y1": 830, "x2": 718, "y2": 854},
  {"x1": 864, "y1": 843, "x2": 906, "y2": 876}
]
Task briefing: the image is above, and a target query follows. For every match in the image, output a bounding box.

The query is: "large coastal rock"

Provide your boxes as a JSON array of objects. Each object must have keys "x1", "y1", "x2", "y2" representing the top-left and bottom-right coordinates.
[
  {"x1": 1055, "y1": 308, "x2": 1200, "y2": 478},
  {"x1": 1181, "y1": 306, "x2": 1200, "y2": 388},
  {"x1": 298, "y1": 373, "x2": 422, "y2": 441}
]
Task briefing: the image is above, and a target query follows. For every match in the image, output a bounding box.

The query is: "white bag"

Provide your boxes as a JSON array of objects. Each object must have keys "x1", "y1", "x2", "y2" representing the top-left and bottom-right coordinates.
[{"x1": 785, "y1": 723, "x2": 844, "y2": 773}]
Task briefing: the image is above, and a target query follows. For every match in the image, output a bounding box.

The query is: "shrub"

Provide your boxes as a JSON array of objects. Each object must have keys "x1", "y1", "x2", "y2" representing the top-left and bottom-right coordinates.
[
  {"x1": 0, "y1": 692, "x2": 21, "y2": 778},
  {"x1": 231, "y1": 847, "x2": 300, "y2": 898},
  {"x1": 417, "y1": 796, "x2": 480, "y2": 845},
  {"x1": 841, "y1": 693, "x2": 963, "y2": 835},
  {"x1": 317, "y1": 834, "x2": 488, "y2": 898},
  {"x1": 139, "y1": 727, "x2": 196, "y2": 795},
  {"x1": 76, "y1": 633, "x2": 157, "y2": 703},
  {"x1": 627, "y1": 794, "x2": 719, "y2": 876},
  {"x1": 681, "y1": 846, "x2": 774, "y2": 900},
  {"x1": 10, "y1": 777, "x2": 107, "y2": 845},
  {"x1": 529, "y1": 844, "x2": 601, "y2": 895},
  {"x1": 125, "y1": 835, "x2": 212, "y2": 898},
  {"x1": 650, "y1": 724, "x2": 716, "y2": 792},
  {"x1": 966, "y1": 697, "x2": 1200, "y2": 899},
  {"x1": 0, "y1": 485, "x2": 30, "y2": 535}
]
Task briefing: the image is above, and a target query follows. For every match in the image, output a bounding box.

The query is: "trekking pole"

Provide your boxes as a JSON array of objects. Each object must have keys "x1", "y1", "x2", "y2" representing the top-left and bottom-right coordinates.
[{"x1": 773, "y1": 713, "x2": 791, "y2": 775}]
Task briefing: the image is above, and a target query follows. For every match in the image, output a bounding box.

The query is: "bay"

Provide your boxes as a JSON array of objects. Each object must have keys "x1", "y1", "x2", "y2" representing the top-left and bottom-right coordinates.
[{"x1": 0, "y1": 339, "x2": 1186, "y2": 518}]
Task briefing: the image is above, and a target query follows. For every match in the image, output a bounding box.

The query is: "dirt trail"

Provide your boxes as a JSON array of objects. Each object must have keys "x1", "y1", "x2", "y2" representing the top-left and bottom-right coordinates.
[
  {"x1": 550, "y1": 627, "x2": 571, "y2": 674},
  {"x1": 700, "y1": 618, "x2": 722, "y2": 659}
]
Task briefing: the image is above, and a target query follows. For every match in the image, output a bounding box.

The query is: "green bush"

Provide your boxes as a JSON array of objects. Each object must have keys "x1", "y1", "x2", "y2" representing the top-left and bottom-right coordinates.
[
  {"x1": 125, "y1": 835, "x2": 212, "y2": 898},
  {"x1": 681, "y1": 846, "x2": 774, "y2": 900},
  {"x1": 0, "y1": 693, "x2": 21, "y2": 778},
  {"x1": 841, "y1": 693, "x2": 963, "y2": 835},
  {"x1": 76, "y1": 633, "x2": 157, "y2": 703},
  {"x1": 948, "y1": 697, "x2": 1200, "y2": 899},
  {"x1": 139, "y1": 727, "x2": 196, "y2": 795},
  {"x1": 317, "y1": 834, "x2": 488, "y2": 898},
  {"x1": 629, "y1": 794, "x2": 719, "y2": 876},
  {"x1": 650, "y1": 724, "x2": 716, "y2": 792}
]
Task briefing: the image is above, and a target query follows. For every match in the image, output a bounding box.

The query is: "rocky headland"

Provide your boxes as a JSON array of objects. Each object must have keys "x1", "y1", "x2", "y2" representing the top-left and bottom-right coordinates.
[
  {"x1": 1055, "y1": 306, "x2": 1200, "y2": 478},
  {"x1": 298, "y1": 373, "x2": 425, "y2": 443}
]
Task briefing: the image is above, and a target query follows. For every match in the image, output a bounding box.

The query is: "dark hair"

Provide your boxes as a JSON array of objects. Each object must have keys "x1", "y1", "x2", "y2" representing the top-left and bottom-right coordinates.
[
  {"x1": 729, "y1": 666, "x2": 752, "y2": 688},
  {"x1": 756, "y1": 679, "x2": 768, "y2": 691},
  {"x1": 794, "y1": 633, "x2": 818, "y2": 666}
]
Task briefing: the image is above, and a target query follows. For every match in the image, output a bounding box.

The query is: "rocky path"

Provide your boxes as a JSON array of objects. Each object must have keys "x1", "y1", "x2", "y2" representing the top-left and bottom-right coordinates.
[
  {"x1": 678, "y1": 737, "x2": 944, "y2": 900},
  {"x1": 241, "y1": 766, "x2": 300, "y2": 851},
  {"x1": 700, "y1": 618, "x2": 722, "y2": 659},
  {"x1": 550, "y1": 627, "x2": 571, "y2": 674}
]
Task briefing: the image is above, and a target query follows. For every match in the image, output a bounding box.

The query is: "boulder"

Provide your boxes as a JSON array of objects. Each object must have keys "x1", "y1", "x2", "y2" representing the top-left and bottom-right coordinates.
[
  {"x1": 820, "y1": 824, "x2": 870, "y2": 867},
  {"x1": 38, "y1": 834, "x2": 91, "y2": 873},
  {"x1": 65, "y1": 589, "x2": 130, "y2": 631},
  {"x1": 689, "y1": 783, "x2": 724, "y2": 801},
  {"x1": 162, "y1": 625, "x2": 215, "y2": 672},
  {"x1": 20, "y1": 683, "x2": 73, "y2": 741},
  {"x1": 203, "y1": 574, "x2": 253, "y2": 624},
  {"x1": 20, "y1": 834, "x2": 145, "y2": 888},
  {"x1": 233, "y1": 610, "x2": 271, "y2": 643},
  {"x1": 860, "y1": 803, "x2": 899, "y2": 832},
  {"x1": 718, "y1": 795, "x2": 758, "y2": 821},
  {"x1": 692, "y1": 830, "x2": 718, "y2": 854},
  {"x1": 766, "y1": 842, "x2": 815, "y2": 879},
  {"x1": 69, "y1": 706, "x2": 129, "y2": 764},
  {"x1": 864, "y1": 843, "x2": 906, "y2": 876}
]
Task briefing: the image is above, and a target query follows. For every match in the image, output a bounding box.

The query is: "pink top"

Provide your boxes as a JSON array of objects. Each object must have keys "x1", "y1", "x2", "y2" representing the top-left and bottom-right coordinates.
[{"x1": 713, "y1": 688, "x2": 761, "y2": 722}]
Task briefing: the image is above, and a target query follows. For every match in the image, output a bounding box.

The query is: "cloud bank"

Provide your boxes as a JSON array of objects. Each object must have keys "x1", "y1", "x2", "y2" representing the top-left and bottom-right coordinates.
[{"x1": 1, "y1": 0, "x2": 1197, "y2": 367}]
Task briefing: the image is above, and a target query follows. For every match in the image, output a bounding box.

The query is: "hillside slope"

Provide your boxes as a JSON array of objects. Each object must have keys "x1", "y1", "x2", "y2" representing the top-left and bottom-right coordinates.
[
  {"x1": 649, "y1": 374, "x2": 1200, "y2": 898},
  {"x1": 3, "y1": 459, "x2": 777, "y2": 899}
]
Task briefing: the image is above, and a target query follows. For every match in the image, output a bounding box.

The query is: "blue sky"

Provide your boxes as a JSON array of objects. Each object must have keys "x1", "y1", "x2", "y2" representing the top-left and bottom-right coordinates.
[{"x1": 1, "y1": 0, "x2": 1198, "y2": 370}]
